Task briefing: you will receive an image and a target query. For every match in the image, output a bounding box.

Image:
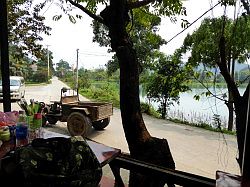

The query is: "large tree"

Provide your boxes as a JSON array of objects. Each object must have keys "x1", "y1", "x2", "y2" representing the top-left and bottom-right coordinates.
[
  {"x1": 180, "y1": 14, "x2": 250, "y2": 181},
  {"x1": 51, "y1": 0, "x2": 186, "y2": 186},
  {"x1": 5, "y1": 0, "x2": 52, "y2": 80},
  {"x1": 56, "y1": 59, "x2": 71, "y2": 77},
  {"x1": 180, "y1": 16, "x2": 250, "y2": 132},
  {"x1": 8, "y1": 0, "x2": 51, "y2": 59}
]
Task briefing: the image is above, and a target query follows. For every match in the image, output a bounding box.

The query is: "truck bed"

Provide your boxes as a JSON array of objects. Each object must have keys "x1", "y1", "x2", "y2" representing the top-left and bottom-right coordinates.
[{"x1": 62, "y1": 101, "x2": 113, "y2": 121}]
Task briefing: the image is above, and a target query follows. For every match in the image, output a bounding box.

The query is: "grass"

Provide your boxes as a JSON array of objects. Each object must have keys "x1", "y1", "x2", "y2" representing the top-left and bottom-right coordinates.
[
  {"x1": 168, "y1": 118, "x2": 236, "y2": 135},
  {"x1": 140, "y1": 102, "x2": 236, "y2": 135},
  {"x1": 26, "y1": 80, "x2": 51, "y2": 85}
]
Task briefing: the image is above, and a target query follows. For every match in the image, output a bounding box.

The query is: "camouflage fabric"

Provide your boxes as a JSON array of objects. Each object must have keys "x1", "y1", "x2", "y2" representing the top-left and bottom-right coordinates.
[{"x1": 16, "y1": 136, "x2": 102, "y2": 187}]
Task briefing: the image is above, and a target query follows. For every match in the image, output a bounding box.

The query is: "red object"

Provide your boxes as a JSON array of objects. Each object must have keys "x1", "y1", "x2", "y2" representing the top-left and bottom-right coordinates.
[{"x1": 34, "y1": 113, "x2": 42, "y2": 119}]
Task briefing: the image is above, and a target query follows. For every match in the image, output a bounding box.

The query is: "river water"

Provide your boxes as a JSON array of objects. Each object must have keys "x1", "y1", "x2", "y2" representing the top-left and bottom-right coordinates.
[{"x1": 140, "y1": 87, "x2": 246, "y2": 128}]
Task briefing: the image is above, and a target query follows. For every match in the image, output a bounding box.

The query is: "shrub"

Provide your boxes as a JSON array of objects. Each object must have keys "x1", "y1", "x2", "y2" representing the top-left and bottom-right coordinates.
[
  {"x1": 140, "y1": 102, "x2": 161, "y2": 118},
  {"x1": 80, "y1": 83, "x2": 120, "y2": 108}
]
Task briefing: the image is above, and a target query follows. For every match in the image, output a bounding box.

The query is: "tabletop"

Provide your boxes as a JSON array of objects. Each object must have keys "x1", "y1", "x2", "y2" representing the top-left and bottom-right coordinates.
[{"x1": 0, "y1": 128, "x2": 121, "y2": 166}]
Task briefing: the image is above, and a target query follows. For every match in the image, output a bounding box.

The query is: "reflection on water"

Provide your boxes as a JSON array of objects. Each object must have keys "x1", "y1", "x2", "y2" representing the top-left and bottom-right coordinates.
[{"x1": 140, "y1": 87, "x2": 246, "y2": 128}]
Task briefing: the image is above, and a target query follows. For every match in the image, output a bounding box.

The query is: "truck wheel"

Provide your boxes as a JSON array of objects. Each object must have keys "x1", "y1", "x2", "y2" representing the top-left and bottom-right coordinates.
[
  {"x1": 92, "y1": 117, "x2": 110, "y2": 130},
  {"x1": 67, "y1": 112, "x2": 90, "y2": 137}
]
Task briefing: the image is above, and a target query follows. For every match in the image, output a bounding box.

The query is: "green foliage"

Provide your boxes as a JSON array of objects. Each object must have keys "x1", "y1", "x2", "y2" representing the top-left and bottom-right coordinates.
[
  {"x1": 181, "y1": 16, "x2": 250, "y2": 67},
  {"x1": 140, "y1": 102, "x2": 161, "y2": 118},
  {"x1": 193, "y1": 90, "x2": 212, "y2": 101},
  {"x1": 93, "y1": 6, "x2": 172, "y2": 74},
  {"x1": 27, "y1": 70, "x2": 48, "y2": 83},
  {"x1": 78, "y1": 75, "x2": 91, "y2": 89},
  {"x1": 7, "y1": 0, "x2": 54, "y2": 81},
  {"x1": 140, "y1": 102, "x2": 150, "y2": 113},
  {"x1": 62, "y1": 73, "x2": 76, "y2": 88},
  {"x1": 7, "y1": 0, "x2": 51, "y2": 59},
  {"x1": 168, "y1": 118, "x2": 236, "y2": 135},
  {"x1": 179, "y1": 15, "x2": 250, "y2": 124},
  {"x1": 56, "y1": 0, "x2": 186, "y2": 16},
  {"x1": 193, "y1": 94, "x2": 200, "y2": 101},
  {"x1": 92, "y1": 20, "x2": 111, "y2": 47},
  {"x1": 89, "y1": 68, "x2": 107, "y2": 81},
  {"x1": 59, "y1": 67, "x2": 120, "y2": 107},
  {"x1": 56, "y1": 59, "x2": 72, "y2": 78},
  {"x1": 237, "y1": 69, "x2": 250, "y2": 85},
  {"x1": 80, "y1": 83, "x2": 120, "y2": 107},
  {"x1": 144, "y1": 52, "x2": 190, "y2": 119},
  {"x1": 36, "y1": 48, "x2": 54, "y2": 74}
]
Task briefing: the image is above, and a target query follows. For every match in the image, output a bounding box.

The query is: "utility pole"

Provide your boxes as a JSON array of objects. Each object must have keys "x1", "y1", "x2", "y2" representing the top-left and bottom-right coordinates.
[
  {"x1": 76, "y1": 49, "x2": 79, "y2": 89},
  {"x1": 47, "y1": 45, "x2": 50, "y2": 81}
]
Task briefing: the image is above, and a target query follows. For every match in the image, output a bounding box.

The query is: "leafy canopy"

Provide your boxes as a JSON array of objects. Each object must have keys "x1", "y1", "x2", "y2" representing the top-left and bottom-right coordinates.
[
  {"x1": 145, "y1": 51, "x2": 190, "y2": 118},
  {"x1": 8, "y1": 0, "x2": 51, "y2": 59},
  {"x1": 181, "y1": 16, "x2": 250, "y2": 67}
]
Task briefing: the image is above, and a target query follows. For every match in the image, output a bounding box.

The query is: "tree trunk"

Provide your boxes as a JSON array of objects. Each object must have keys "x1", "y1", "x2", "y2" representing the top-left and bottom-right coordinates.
[
  {"x1": 234, "y1": 85, "x2": 250, "y2": 177},
  {"x1": 227, "y1": 58, "x2": 236, "y2": 131},
  {"x1": 162, "y1": 101, "x2": 167, "y2": 119},
  {"x1": 219, "y1": 36, "x2": 250, "y2": 182},
  {"x1": 227, "y1": 90, "x2": 234, "y2": 131},
  {"x1": 100, "y1": 0, "x2": 175, "y2": 186}
]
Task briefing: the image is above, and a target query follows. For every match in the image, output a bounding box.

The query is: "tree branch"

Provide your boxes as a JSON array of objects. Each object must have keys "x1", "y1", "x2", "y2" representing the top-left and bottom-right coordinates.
[
  {"x1": 67, "y1": 0, "x2": 104, "y2": 24},
  {"x1": 218, "y1": 36, "x2": 241, "y2": 100},
  {"x1": 241, "y1": 0, "x2": 250, "y2": 15},
  {"x1": 128, "y1": 0, "x2": 155, "y2": 9},
  {"x1": 193, "y1": 77, "x2": 228, "y2": 103},
  {"x1": 239, "y1": 75, "x2": 250, "y2": 85}
]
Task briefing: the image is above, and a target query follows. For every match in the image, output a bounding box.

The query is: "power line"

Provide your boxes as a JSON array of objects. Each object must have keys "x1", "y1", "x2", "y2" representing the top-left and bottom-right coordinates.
[
  {"x1": 166, "y1": 1, "x2": 221, "y2": 44},
  {"x1": 42, "y1": 0, "x2": 54, "y2": 16},
  {"x1": 79, "y1": 52, "x2": 112, "y2": 57},
  {"x1": 76, "y1": 49, "x2": 79, "y2": 89}
]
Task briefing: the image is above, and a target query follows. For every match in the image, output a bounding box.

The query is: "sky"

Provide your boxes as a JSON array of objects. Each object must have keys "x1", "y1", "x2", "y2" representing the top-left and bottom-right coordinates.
[{"x1": 41, "y1": 0, "x2": 239, "y2": 70}]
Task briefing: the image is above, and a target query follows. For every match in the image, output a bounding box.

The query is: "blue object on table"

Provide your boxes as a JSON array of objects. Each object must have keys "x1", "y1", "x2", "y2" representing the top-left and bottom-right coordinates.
[{"x1": 16, "y1": 125, "x2": 28, "y2": 139}]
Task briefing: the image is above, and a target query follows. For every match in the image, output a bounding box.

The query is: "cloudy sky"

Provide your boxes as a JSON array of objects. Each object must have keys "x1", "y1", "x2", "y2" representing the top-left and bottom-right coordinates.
[{"x1": 41, "y1": 0, "x2": 238, "y2": 70}]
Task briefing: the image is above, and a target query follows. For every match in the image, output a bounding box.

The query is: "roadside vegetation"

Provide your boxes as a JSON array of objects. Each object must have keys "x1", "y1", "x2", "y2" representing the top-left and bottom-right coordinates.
[{"x1": 58, "y1": 65, "x2": 239, "y2": 136}]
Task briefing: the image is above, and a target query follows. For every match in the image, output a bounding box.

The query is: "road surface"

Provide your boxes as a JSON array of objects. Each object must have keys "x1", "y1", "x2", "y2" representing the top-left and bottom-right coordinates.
[{"x1": 1, "y1": 77, "x2": 240, "y2": 180}]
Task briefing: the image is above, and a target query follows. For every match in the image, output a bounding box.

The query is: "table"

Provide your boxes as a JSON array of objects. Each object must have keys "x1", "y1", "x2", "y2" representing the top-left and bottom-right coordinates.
[
  {"x1": 0, "y1": 129, "x2": 121, "y2": 164},
  {"x1": 0, "y1": 128, "x2": 124, "y2": 186}
]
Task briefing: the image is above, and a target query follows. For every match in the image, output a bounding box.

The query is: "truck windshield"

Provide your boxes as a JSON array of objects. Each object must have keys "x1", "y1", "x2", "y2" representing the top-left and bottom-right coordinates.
[{"x1": 0, "y1": 79, "x2": 20, "y2": 86}]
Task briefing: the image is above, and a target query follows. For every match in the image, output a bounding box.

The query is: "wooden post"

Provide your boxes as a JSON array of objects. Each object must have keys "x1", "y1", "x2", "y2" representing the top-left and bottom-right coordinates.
[{"x1": 0, "y1": 0, "x2": 11, "y2": 112}]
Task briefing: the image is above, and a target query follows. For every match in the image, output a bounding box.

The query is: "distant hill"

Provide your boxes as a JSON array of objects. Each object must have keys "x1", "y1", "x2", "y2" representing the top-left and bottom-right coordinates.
[
  {"x1": 235, "y1": 63, "x2": 249, "y2": 71},
  {"x1": 195, "y1": 62, "x2": 249, "y2": 72}
]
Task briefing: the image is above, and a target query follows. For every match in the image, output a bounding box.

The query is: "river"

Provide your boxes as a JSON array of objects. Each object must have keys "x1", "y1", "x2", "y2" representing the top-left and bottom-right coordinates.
[{"x1": 140, "y1": 87, "x2": 246, "y2": 128}]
